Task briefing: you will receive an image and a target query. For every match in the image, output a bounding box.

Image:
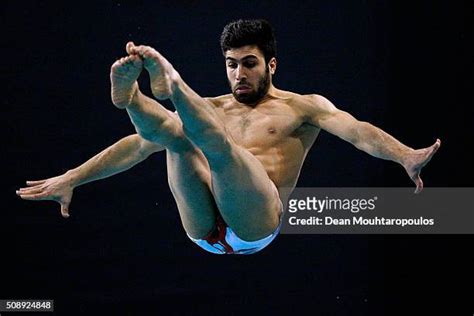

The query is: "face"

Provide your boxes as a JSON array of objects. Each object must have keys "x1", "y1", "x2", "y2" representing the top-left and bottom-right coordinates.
[{"x1": 225, "y1": 45, "x2": 276, "y2": 104}]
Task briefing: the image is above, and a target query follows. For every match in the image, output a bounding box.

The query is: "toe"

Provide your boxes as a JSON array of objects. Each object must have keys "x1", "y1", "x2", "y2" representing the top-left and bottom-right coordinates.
[
  {"x1": 126, "y1": 41, "x2": 136, "y2": 54},
  {"x1": 111, "y1": 61, "x2": 120, "y2": 70},
  {"x1": 131, "y1": 57, "x2": 143, "y2": 67}
]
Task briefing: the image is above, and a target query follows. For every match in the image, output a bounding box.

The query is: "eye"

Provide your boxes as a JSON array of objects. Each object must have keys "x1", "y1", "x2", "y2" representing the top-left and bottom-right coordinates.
[
  {"x1": 227, "y1": 62, "x2": 237, "y2": 69},
  {"x1": 244, "y1": 61, "x2": 257, "y2": 68}
]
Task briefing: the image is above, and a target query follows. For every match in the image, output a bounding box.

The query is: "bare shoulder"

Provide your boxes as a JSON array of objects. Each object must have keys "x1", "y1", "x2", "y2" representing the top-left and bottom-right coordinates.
[
  {"x1": 273, "y1": 90, "x2": 327, "y2": 106},
  {"x1": 294, "y1": 93, "x2": 333, "y2": 109},
  {"x1": 283, "y1": 92, "x2": 337, "y2": 120},
  {"x1": 204, "y1": 94, "x2": 233, "y2": 108}
]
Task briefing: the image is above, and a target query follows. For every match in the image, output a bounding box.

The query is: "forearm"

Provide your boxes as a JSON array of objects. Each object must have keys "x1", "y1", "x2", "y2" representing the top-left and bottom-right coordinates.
[
  {"x1": 353, "y1": 122, "x2": 413, "y2": 165},
  {"x1": 309, "y1": 96, "x2": 437, "y2": 189},
  {"x1": 65, "y1": 134, "x2": 153, "y2": 187}
]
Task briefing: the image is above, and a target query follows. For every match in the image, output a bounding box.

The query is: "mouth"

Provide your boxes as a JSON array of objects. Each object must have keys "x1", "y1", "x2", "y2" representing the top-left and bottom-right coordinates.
[{"x1": 235, "y1": 85, "x2": 252, "y2": 94}]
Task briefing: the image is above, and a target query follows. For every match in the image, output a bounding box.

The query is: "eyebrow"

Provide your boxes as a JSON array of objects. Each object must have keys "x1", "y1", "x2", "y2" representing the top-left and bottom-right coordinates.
[{"x1": 225, "y1": 55, "x2": 259, "y2": 62}]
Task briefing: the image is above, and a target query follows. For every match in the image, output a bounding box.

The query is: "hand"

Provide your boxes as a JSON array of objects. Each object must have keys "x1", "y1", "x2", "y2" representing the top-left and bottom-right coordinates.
[
  {"x1": 16, "y1": 174, "x2": 75, "y2": 218},
  {"x1": 404, "y1": 139, "x2": 441, "y2": 194}
]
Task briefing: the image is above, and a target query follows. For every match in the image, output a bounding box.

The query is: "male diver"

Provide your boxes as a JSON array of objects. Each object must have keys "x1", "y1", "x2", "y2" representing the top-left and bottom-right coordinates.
[{"x1": 17, "y1": 19, "x2": 440, "y2": 254}]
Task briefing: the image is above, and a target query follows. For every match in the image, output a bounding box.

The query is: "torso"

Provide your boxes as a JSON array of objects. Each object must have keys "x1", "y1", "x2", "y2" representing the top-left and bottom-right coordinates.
[{"x1": 207, "y1": 89, "x2": 321, "y2": 202}]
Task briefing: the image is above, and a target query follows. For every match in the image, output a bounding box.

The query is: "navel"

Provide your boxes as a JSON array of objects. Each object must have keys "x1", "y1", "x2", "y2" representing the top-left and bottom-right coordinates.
[{"x1": 268, "y1": 127, "x2": 277, "y2": 134}]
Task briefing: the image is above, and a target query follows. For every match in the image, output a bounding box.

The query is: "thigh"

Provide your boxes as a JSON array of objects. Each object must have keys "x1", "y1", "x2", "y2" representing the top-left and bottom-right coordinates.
[
  {"x1": 207, "y1": 145, "x2": 282, "y2": 242},
  {"x1": 166, "y1": 147, "x2": 219, "y2": 239}
]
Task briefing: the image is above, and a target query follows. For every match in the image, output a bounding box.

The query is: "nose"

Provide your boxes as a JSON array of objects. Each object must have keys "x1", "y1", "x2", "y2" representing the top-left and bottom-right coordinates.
[{"x1": 235, "y1": 65, "x2": 247, "y2": 81}]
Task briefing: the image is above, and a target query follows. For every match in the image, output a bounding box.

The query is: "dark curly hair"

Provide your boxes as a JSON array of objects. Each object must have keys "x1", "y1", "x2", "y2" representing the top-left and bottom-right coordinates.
[{"x1": 220, "y1": 19, "x2": 277, "y2": 64}]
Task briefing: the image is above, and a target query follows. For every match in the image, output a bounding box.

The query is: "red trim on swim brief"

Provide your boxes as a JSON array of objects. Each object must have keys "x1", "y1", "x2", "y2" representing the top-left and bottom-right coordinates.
[{"x1": 202, "y1": 214, "x2": 234, "y2": 254}]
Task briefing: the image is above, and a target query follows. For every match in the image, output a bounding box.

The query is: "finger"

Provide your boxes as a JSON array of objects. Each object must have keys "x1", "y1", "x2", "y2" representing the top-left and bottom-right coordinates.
[
  {"x1": 18, "y1": 185, "x2": 44, "y2": 192},
  {"x1": 416, "y1": 139, "x2": 441, "y2": 169},
  {"x1": 430, "y1": 139, "x2": 441, "y2": 153},
  {"x1": 60, "y1": 203, "x2": 70, "y2": 219},
  {"x1": 17, "y1": 192, "x2": 49, "y2": 201},
  {"x1": 17, "y1": 186, "x2": 39, "y2": 192},
  {"x1": 414, "y1": 176, "x2": 424, "y2": 194},
  {"x1": 421, "y1": 141, "x2": 441, "y2": 167},
  {"x1": 17, "y1": 187, "x2": 44, "y2": 195},
  {"x1": 26, "y1": 180, "x2": 46, "y2": 186}
]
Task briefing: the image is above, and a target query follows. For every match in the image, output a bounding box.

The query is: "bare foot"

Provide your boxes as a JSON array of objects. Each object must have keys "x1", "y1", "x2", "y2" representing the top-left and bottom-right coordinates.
[
  {"x1": 110, "y1": 54, "x2": 143, "y2": 109},
  {"x1": 126, "y1": 41, "x2": 178, "y2": 100},
  {"x1": 404, "y1": 138, "x2": 441, "y2": 193}
]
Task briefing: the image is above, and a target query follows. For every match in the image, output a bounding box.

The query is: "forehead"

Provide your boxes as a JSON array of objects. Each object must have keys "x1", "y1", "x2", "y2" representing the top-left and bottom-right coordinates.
[{"x1": 225, "y1": 45, "x2": 264, "y2": 60}]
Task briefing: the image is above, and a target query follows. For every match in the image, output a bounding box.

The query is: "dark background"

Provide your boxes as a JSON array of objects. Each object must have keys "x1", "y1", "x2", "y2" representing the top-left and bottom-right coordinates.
[{"x1": 1, "y1": 1, "x2": 472, "y2": 315}]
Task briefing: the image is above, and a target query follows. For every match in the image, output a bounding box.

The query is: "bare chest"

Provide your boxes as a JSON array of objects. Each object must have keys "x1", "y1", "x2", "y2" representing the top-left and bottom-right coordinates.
[{"x1": 218, "y1": 103, "x2": 303, "y2": 147}]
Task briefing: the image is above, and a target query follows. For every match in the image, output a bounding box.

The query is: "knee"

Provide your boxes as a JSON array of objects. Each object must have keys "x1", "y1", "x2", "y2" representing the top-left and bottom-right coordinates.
[
  {"x1": 136, "y1": 127, "x2": 158, "y2": 143},
  {"x1": 136, "y1": 121, "x2": 192, "y2": 152}
]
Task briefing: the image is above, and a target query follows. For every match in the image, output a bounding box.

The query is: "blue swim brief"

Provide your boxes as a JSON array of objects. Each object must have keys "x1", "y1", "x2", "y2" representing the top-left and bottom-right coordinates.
[{"x1": 187, "y1": 205, "x2": 283, "y2": 255}]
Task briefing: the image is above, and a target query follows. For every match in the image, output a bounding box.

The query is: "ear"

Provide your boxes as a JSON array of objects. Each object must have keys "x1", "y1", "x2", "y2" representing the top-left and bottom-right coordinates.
[{"x1": 268, "y1": 57, "x2": 277, "y2": 75}]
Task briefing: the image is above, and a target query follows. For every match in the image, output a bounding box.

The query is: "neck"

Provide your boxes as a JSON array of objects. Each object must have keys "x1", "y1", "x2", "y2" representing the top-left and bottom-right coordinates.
[
  {"x1": 241, "y1": 84, "x2": 280, "y2": 107},
  {"x1": 264, "y1": 84, "x2": 279, "y2": 99}
]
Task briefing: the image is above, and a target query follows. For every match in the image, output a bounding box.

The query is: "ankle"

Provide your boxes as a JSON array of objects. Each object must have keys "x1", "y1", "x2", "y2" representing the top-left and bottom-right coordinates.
[{"x1": 169, "y1": 69, "x2": 183, "y2": 96}]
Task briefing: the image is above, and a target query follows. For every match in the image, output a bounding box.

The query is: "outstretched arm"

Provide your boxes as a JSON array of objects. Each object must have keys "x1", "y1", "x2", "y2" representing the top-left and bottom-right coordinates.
[
  {"x1": 306, "y1": 95, "x2": 441, "y2": 193},
  {"x1": 16, "y1": 134, "x2": 164, "y2": 217}
]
